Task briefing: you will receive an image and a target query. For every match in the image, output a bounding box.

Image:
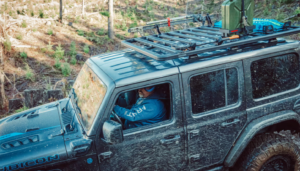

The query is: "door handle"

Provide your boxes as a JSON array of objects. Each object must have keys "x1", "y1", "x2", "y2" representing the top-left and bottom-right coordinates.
[
  {"x1": 188, "y1": 130, "x2": 199, "y2": 140},
  {"x1": 160, "y1": 135, "x2": 180, "y2": 145},
  {"x1": 98, "y1": 151, "x2": 112, "y2": 163},
  {"x1": 221, "y1": 118, "x2": 240, "y2": 127}
]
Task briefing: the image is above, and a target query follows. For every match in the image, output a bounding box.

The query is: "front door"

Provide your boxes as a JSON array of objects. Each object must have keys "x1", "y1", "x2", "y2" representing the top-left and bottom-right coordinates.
[
  {"x1": 181, "y1": 61, "x2": 247, "y2": 170},
  {"x1": 95, "y1": 75, "x2": 187, "y2": 171}
]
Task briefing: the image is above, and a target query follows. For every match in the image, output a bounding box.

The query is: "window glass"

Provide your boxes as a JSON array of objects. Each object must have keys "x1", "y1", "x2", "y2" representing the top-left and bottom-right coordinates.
[
  {"x1": 190, "y1": 70, "x2": 226, "y2": 113},
  {"x1": 73, "y1": 64, "x2": 107, "y2": 131},
  {"x1": 190, "y1": 68, "x2": 239, "y2": 114},
  {"x1": 226, "y1": 68, "x2": 239, "y2": 105},
  {"x1": 113, "y1": 83, "x2": 171, "y2": 130},
  {"x1": 251, "y1": 54, "x2": 300, "y2": 99}
]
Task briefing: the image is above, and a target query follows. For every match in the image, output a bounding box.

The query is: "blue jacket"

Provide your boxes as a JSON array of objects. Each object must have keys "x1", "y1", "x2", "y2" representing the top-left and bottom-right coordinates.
[{"x1": 113, "y1": 93, "x2": 166, "y2": 129}]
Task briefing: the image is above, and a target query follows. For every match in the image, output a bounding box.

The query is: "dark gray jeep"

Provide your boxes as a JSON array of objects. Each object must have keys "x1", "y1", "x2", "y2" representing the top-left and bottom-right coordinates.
[{"x1": 2, "y1": 22, "x2": 300, "y2": 171}]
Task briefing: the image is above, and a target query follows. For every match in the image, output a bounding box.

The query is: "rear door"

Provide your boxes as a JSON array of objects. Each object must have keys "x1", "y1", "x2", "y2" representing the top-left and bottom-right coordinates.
[
  {"x1": 244, "y1": 50, "x2": 300, "y2": 122},
  {"x1": 181, "y1": 61, "x2": 247, "y2": 170}
]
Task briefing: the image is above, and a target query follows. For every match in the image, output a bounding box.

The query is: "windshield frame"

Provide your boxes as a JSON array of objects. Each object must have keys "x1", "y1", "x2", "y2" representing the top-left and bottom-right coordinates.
[{"x1": 71, "y1": 60, "x2": 115, "y2": 136}]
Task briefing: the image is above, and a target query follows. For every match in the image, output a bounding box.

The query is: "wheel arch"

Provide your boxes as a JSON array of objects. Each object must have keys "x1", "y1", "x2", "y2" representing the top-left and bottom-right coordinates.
[{"x1": 224, "y1": 110, "x2": 300, "y2": 168}]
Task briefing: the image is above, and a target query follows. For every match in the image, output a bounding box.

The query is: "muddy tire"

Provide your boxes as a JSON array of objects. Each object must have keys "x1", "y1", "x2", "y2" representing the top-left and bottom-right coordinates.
[{"x1": 235, "y1": 133, "x2": 300, "y2": 171}]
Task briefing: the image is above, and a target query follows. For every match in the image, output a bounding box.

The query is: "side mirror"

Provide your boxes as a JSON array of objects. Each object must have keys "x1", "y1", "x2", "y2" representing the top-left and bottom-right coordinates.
[{"x1": 102, "y1": 120, "x2": 124, "y2": 144}]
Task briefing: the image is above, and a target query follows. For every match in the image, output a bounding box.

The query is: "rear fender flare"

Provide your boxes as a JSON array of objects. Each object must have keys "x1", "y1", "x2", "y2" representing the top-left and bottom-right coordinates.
[{"x1": 224, "y1": 110, "x2": 300, "y2": 167}]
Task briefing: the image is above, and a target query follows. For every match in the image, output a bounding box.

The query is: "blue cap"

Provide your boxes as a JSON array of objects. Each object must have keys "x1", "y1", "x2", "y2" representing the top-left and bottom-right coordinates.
[{"x1": 145, "y1": 86, "x2": 155, "y2": 92}]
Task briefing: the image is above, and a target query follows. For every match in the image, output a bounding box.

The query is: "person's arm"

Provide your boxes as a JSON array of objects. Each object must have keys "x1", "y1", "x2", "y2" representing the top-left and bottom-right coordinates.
[{"x1": 113, "y1": 101, "x2": 158, "y2": 122}]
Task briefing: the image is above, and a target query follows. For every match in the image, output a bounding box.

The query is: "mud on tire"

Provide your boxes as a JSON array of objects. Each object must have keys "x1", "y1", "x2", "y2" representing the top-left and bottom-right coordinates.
[{"x1": 235, "y1": 133, "x2": 300, "y2": 171}]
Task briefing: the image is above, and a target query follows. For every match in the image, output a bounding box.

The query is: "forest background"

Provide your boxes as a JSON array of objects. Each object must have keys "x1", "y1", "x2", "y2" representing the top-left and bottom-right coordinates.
[{"x1": 0, "y1": 0, "x2": 299, "y2": 116}]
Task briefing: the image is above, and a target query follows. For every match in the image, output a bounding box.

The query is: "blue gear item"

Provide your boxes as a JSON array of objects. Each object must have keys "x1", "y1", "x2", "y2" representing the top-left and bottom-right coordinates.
[{"x1": 113, "y1": 93, "x2": 166, "y2": 129}]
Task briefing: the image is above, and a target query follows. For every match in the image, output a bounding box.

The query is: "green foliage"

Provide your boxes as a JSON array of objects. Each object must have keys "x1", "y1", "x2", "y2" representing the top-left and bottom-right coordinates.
[
  {"x1": 97, "y1": 28, "x2": 106, "y2": 36},
  {"x1": 134, "y1": 33, "x2": 138, "y2": 38},
  {"x1": 31, "y1": 10, "x2": 34, "y2": 17},
  {"x1": 55, "y1": 44, "x2": 64, "y2": 59},
  {"x1": 86, "y1": 32, "x2": 94, "y2": 37},
  {"x1": 3, "y1": 40, "x2": 11, "y2": 52},
  {"x1": 16, "y1": 34, "x2": 23, "y2": 40},
  {"x1": 48, "y1": 29, "x2": 53, "y2": 35},
  {"x1": 14, "y1": 106, "x2": 29, "y2": 113},
  {"x1": 54, "y1": 57, "x2": 61, "y2": 69},
  {"x1": 116, "y1": 34, "x2": 125, "y2": 40},
  {"x1": 21, "y1": 20, "x2": 27, "y2": 28},
  {"x1": 47, "y1": 41, "x2": 54, "y2": 52},
  {"x1": 264, "y1": 8, "x2": 270, "y2": 16},
  {"x1": 282, "y1": 0, "x2": 293, "y2": 4},
  {"x1": 121, "y1": 22, "x2": 128, "y2": 31},
  {"x1": 125, "y1": 32, "x2": 130, "y2": 37},
  {"x1": 70, "y1": 56, "x2": 77, "y2": 65},
  {"x1": 25, "y1": 64, "x2": 35, "y2": 82},
  {"x1": 115, "y1": 24, "x2": 121, "y2": 29},
  {"x1": 83, "y1": 44, "x2": 89, "y2": 54},
  {"x1": 32, "y1": 28, "x2": 37, "y2": 32},
  {"x1": 100, "y1": 11, "x2": 109, "y2": 17},
  {"x1": 129, "y1": 21, "x2": 138, "y2": 28},
  {"x1": 17, "y1": 9, "x2": 25, "y2": 15},
  {"x1": 189, "y1": 23, "x2": 195, "y2": 27},
  {"x1": 77, "y1": 30, "x2": 84, "y2": 36},
  {"x1": 149, "y1": 12, "x2": 155, "y2": 20},
  {"x1": 276, "y1": 10, "x2": 285, "y2": 22},
  {"x1": 295, "y1": 7, "x2": 300, "y2": 15},
  {"x1": 162, "y1": 27, "x2": 170, "y2": 33},
  {"x1": 69, "y1": 41, "x2": 77, "y2": 57},
  {"x1": 20, "y1": 52, "x2": 27, "y2": 59},
  {"x1": 39, "y1": 9, "x2": 44, "y2": 18},
  {"x1": 61, "y1": 63, "x2": 71, "y2": 76},
  {"x1": 41, "y1": 48, "x2": 47, "y2": 53}
]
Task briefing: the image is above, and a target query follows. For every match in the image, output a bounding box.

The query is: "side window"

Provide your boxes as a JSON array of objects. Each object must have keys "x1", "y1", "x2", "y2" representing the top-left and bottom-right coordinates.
[
  {"x1": 251, "y1": 54, "x2": 300, "y2": 99},
  {"x1": 112, "y1": 83, "x2": 172, "y2": 130},
  {"x1": 190, "y1": 68, "x2": 238, "y2": 114}
]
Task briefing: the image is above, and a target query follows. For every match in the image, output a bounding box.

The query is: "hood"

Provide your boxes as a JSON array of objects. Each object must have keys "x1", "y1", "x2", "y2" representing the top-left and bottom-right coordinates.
[
  {"x1": 0, "y1": 100, "x2": 71, "y2": 171},
  {"x1": 0, "y1": 102, "x2": 62, "y2": 141}
]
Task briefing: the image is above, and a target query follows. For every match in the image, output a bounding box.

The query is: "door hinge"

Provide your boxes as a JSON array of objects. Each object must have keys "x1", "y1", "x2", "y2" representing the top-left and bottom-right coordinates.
[
  {"x1": 188, "y1": 130, "x2": 199, "y2": 140},
  {"x1": 98, "y1": 151, "x2": 112, "y2": 163}
]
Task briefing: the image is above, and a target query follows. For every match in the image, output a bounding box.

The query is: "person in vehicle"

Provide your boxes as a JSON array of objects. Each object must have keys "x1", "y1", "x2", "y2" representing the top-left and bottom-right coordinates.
[{"x1": 113, "y1": 86, "x2": 166, "y2": 129}]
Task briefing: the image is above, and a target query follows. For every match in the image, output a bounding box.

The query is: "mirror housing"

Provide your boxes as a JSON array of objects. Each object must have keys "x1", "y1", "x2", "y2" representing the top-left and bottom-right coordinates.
[{"x1": 102, "y1": 120, "x2": 123, "y2": 144}]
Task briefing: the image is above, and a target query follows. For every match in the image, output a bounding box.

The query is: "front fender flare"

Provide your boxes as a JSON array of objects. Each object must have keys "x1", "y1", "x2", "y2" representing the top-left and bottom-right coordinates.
[{"x1": 224, "y1": 110, "x2": 300, "y2": 167}]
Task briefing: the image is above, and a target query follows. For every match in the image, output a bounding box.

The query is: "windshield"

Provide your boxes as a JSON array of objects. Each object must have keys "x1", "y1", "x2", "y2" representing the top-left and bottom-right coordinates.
[{"x1": 73, "y1": 64, "x2": 107, "y2": 131}]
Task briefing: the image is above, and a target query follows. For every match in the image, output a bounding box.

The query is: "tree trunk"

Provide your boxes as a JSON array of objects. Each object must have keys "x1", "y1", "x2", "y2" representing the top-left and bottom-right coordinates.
[
  {"x1": 108, "y1": 0, "x2": 114, "y2": 39},
  {"x1": 60, "y1": 0, "x2": 63, "y2": 22},
  {"x1": 82, "y1": 0, "x2": 85, "y2": 16},
  {"x1": 0, "y1": 44, "x2": 8, "y2": 111}
]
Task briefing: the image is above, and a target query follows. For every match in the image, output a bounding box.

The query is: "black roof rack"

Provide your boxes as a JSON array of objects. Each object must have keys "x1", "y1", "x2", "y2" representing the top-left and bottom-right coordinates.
[{"x1": 122, "y1": 25, "x2": 300, "y2": 61}]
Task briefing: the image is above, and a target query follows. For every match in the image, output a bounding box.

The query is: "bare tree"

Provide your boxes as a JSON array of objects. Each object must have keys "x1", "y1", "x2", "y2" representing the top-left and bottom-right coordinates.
[
  {"x1": 108, "y1": 0, "x2": 114, "y2": 39},
  {"x1": 0, "y1": 13, "x2": 8, "y2": 111},
  {"x1": 82, "y1": 0, "x2": 85, "y2": 16},
  {"x1": 60, "y1": 0, "x2": 63, "y2": 22}
]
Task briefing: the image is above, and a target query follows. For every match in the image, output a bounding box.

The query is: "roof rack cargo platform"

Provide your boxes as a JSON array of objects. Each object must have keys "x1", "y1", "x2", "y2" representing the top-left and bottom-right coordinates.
[{"x1": 121, "y1": 24, "x2": 300, "y2": 61}]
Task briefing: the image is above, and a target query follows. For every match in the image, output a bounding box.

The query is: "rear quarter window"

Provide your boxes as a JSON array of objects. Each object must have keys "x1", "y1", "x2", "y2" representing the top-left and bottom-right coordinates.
[{"x1": 251, "y1": 53, "x2": 300, "y2": 99}]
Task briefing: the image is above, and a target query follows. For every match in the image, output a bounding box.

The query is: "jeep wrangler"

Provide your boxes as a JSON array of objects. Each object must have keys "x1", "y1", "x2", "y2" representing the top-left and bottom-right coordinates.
[{"x1": 1, "y1": 15, "x2": 300, "y2": 171}]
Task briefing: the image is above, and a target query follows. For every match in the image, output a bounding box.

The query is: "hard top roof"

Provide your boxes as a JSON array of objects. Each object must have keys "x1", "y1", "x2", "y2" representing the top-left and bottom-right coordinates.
[{"x1": 90, "y1": 40, "x2": 299, "y2": 87}]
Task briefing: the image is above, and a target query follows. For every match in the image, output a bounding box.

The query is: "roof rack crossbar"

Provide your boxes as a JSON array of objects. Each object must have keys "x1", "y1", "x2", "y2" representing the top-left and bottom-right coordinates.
[
  {"x1": 134, "y1": 38, "x2": 179, "y2": 53},
  {"x1": 166, "y1": 32, "x2": 214, "y2": 42},
  {"x1": 188, "y1": 28, "x2": 223, "y2": 35},
  {"x1": 146, "y1": 36, "x2": 191, "y2": 50},
  {"x1": 198, "y1": 26, "x2": 220, "y2": 31},
  {"x1": 122, "y1": 41, "x2": 179, "y2": 60},
  {"x1": 179, "y1": 30, "x2": 222, "y2": 40},
  {"x1": 159, "y1": 34, "x2": 198, "y2": 44}
]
